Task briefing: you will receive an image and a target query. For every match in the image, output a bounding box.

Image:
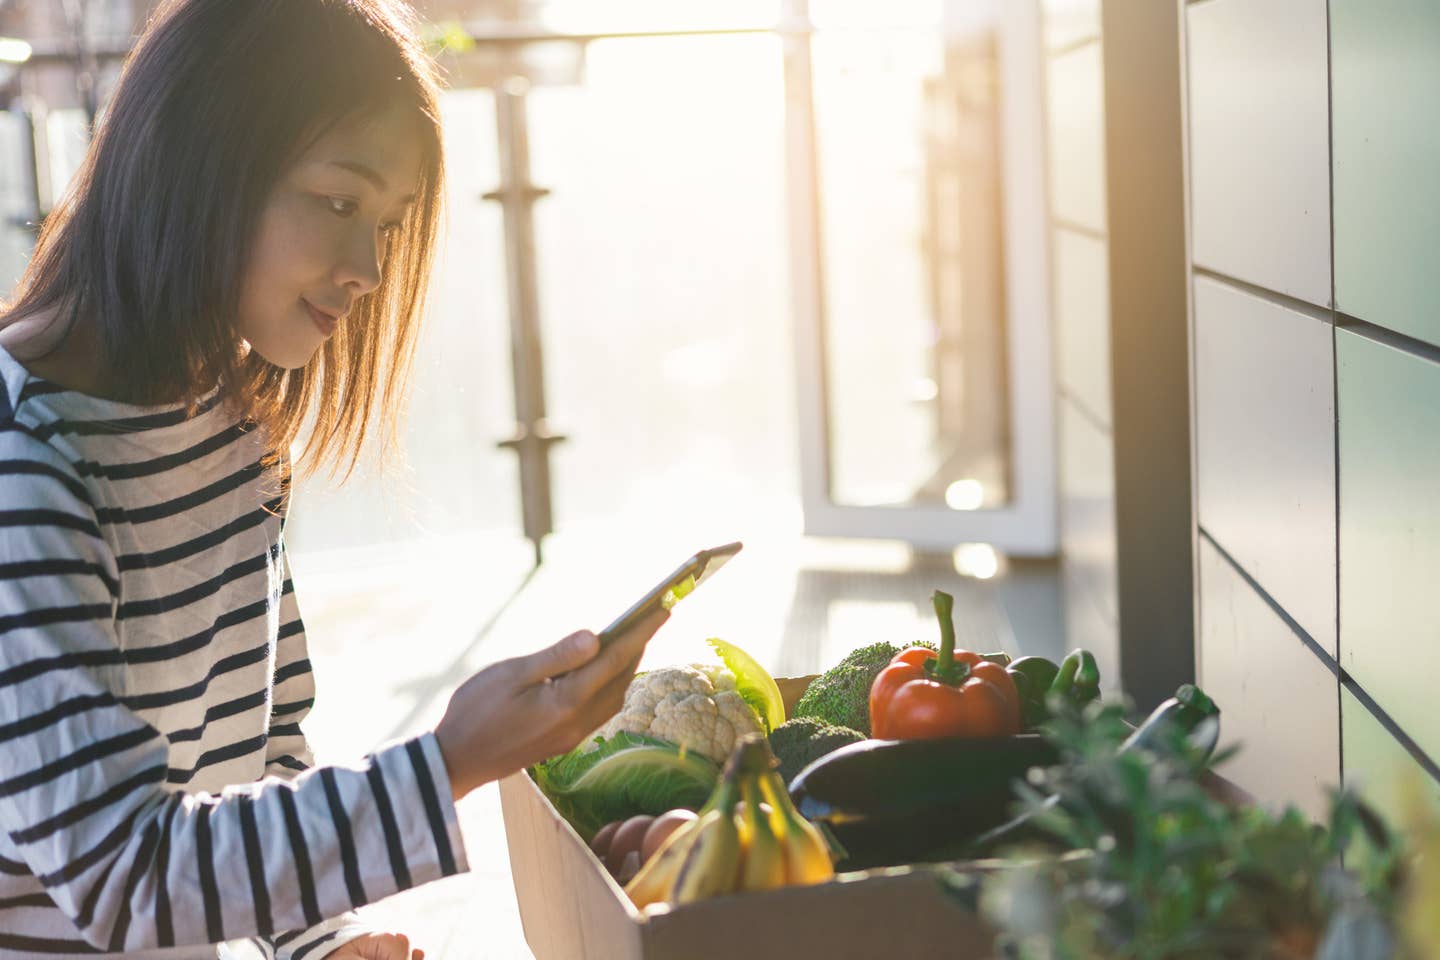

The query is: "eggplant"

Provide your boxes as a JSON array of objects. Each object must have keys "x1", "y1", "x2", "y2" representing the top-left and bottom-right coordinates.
[
  {"x1": 787, "y1": 734, "x2": 1060, "y2": 869},
  {"x1": 1121, "y1": 683, "x2": 1220, "y2": 757},
  {"x1": 965, "y1": 684, "x2": 1223, "y2": 857}
]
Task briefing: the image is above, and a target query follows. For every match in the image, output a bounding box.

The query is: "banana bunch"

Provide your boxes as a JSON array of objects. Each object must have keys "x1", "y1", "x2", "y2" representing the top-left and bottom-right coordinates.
[{"x1": 625, "y1": 734, "x2": 836, "y2": 910}]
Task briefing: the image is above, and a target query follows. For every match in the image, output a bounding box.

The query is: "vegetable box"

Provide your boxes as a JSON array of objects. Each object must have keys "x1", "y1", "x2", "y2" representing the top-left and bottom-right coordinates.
[
  {"x1": 498, "y1": 676, "x2": 995, "y2": 960},
  {"x1": 498, "y1": 675, "x2": 1253, "y2": 960}
]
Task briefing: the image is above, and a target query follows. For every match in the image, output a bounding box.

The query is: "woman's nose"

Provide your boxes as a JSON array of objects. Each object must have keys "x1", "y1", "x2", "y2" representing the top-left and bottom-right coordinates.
[{"x1": 334, "y1": 230, "x2": 383, "y2": 296}]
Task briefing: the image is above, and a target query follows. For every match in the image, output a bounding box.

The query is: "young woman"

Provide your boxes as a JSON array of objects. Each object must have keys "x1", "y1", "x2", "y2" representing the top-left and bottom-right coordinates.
[{"x1": 0, "y1": 1, "x2": 664, "y2": 957}]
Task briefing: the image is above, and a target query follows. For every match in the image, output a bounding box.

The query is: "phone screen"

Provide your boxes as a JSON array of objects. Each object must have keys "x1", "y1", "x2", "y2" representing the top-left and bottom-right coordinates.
[{"x1": 597, "y1": 541, "x2": 743, "y2": 645}]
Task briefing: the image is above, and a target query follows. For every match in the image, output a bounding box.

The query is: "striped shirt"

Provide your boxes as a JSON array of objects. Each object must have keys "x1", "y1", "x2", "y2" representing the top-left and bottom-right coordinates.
[{"x1": 0, "y1": 346, "x2": 468, "y2": 958}]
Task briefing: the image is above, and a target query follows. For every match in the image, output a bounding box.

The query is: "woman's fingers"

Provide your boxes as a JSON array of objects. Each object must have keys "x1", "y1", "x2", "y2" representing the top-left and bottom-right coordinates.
[
  {"x1": 558, "y1": 609, "x2": 667, "y2": 703},
  {"x1": 588, "y1": 651, "x2": 645, "y2": 719},
  {"x1": 338, "y1": 933, "x2": 412, "y2": 960},
  {"x1": 435, "y1": 609, "x2": 668, "y2": 798},
  {"x1": 509, "y1": 630, "x2": 600, "y2": 685}
]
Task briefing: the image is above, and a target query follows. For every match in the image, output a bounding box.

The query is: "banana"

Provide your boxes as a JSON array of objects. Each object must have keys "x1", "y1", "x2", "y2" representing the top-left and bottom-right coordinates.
[
  {"x1": 737, "y1": 776, "x2": 786, "y2": 892},
  {"x1": 759, "y1": 770, "x2": 835, "y2": 886},
  {"x1": 630, "y1": 734, "x2": 813, "y2": 909},
  {"x1": 625, "y1": 816, "x2": 704, "y2": 909},
  {"x1": 669, "y1": 807, "x2": 743, "y2": 904}
]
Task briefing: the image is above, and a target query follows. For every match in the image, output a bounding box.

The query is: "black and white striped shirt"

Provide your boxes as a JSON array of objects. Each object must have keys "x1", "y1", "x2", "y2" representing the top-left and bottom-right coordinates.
[{"x1": 0, "y1": 346, "x2": 467, "y2": 958}]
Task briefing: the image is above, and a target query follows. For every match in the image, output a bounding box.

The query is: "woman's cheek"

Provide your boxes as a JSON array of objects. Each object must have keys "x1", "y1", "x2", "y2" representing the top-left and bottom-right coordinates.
[{"x1": 259, "y1": 193, "x2": 334, "y2": 269}]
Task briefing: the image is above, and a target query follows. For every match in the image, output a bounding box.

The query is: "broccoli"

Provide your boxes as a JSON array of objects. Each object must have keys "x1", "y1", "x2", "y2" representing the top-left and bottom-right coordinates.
[
  {"x1": 768, "y1": 717, "x2": 865, "y2": 783},
  {"x1": 792, "y1": 641, "x2": 934, "y2": 736}
]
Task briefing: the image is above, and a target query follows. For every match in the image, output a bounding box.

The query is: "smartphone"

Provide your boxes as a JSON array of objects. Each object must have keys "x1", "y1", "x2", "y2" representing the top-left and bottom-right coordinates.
[{"x1": 597, "y1": 541, "x2": 743, "y2": 646}]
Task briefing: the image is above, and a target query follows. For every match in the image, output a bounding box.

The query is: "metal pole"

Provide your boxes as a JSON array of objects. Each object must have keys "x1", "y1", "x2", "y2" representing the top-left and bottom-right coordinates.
[
  {"x1": 780, "y1": 0, "x2": 836, "y2": 518},
  {"x1": 61, "y1": 0, "x2": 99, "y2": 129},
  {"x1": 488, "y1": 76, "x2": 564, "y2": 565}
]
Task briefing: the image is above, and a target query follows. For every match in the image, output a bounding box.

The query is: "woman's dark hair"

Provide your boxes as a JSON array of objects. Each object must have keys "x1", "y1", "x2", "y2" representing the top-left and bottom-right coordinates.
[{"x1": 1, "y1": 0, "x2": 445, "y2": 479}]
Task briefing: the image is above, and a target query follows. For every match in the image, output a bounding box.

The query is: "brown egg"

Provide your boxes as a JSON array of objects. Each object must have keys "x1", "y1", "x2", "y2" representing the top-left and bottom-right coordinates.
[
  {"x1": 605, "y1": 815, "x2": 655, "y2": 875},
  {"x1": 589, "y1": 820, "x2": 622, "y2": 860},
  {"x1": 640, "y1": 809, "x2": 699, "y2": 863},
  {"x1": 614, "y1": 850, "x2": 643, "y2": 885}
]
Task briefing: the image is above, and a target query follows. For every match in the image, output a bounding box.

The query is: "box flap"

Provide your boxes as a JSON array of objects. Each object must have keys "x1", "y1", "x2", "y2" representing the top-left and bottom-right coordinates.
[{"x1": 501, "y1": 772, "x2": 645, "y2": 960}]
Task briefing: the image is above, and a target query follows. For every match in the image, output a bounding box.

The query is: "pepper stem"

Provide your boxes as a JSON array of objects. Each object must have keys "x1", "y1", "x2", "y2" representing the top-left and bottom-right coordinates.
[
  {"x1": 1176, "y1": 683, "x2": 1219, "y2": 718},
  {"x1": 929, "y1": 591, "x2": 966, "y2": 685}
]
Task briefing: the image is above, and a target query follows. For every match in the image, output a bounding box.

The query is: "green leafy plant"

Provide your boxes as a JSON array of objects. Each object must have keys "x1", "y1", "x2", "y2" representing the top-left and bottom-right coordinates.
[
  {"x1": 967, "y1": 700, "x2": 1407, "y2": 960},
  {"x1": 532, "y1": 732, "x2": 719, "y2": 842},
  {"x1": 706, "y1": 637, "x2": 786, "y2": 734}
]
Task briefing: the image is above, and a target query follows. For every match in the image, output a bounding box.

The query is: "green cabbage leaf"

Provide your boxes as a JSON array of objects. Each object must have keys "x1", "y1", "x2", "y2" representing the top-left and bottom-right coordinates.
[
  {"x1": 531, "y1": 732, "x2": 719, "y2": 841},
  {"x1": 707, "y1": 636, "x2": 786, "y2": 734}
]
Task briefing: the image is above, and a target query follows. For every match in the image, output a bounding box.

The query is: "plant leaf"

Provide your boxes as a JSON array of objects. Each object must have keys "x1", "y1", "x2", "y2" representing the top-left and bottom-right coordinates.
[
  {"x1": 706, "y1": 637, "x2": 786, "y2": 733},
  {"x1": 533, "y1": 732, "x2": 719, "y2": 841}
]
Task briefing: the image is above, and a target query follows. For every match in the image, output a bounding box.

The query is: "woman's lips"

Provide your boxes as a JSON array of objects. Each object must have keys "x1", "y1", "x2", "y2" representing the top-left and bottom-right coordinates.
[{"x1": 303, "y1": 299, "x2": 339, "y2": 337}]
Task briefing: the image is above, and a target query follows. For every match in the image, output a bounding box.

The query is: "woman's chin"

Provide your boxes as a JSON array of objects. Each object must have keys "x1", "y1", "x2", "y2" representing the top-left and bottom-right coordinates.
[{"x1": 245, "y1": 339, "x2": 321, "y2": 371}]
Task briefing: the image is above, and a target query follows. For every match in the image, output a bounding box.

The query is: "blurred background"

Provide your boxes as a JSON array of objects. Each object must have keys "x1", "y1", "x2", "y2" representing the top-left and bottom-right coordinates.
[
  {"x1": 5, "y1": 0, "x2": 1439, "y2": 955},
  {"x1": 0, "y1": 0, "x2": 1080, "y2": 688}
]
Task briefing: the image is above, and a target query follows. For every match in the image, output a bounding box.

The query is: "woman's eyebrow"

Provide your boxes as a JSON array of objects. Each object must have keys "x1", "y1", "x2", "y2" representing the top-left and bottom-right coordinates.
[{"x1": 327, "y1": 159, "x2": 417, "y2": 205}]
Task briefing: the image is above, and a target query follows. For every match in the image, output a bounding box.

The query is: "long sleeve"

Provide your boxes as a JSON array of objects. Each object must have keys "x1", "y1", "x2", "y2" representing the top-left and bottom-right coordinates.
[
  {"x1": 259, "y1": 549, "x2": 373, "y2": 960},
  {"x1": 0, "y1": 448, "x2": 469, "y2": 953},
  {"x1": 264, "y1": 523, "x2": 315, "y2": 781}
]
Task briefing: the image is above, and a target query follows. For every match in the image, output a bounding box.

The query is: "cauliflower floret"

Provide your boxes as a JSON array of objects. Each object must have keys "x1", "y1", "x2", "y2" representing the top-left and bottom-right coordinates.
[{"x1": 587, "y1": 664, "x2": 764, "y2": 764}]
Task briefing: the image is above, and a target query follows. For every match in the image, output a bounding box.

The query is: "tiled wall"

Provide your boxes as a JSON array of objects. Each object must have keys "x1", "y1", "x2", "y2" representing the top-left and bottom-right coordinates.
[
  {"x1": 1041, "y1": 0, "x2": 1119, "y2": 679},
  {"x1": 1185, "y1": 0, "x2": 1440, "y2": 822}
]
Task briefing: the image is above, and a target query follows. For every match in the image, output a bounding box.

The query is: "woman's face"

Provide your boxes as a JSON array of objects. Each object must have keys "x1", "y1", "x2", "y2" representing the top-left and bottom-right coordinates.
[{"x1": 237, "y1": 104, "x2": 425, "y2": 369}]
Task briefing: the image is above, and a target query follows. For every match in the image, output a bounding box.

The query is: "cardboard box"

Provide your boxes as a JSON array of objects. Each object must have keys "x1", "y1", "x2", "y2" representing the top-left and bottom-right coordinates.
[
  {"x1": 500, "y1": 768, "x2": 993, "y2": 960},
  {"x1": 499, "y1": 676, "x2": 996, "y2": 960},
  {"x1": 499, "y1": 676, "x2": 1252, "y2": 959}
]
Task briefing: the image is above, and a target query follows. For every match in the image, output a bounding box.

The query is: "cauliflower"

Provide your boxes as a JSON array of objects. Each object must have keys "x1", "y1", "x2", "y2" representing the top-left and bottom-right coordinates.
[{"x1": 588, "y1": 664, "x2": 764, "y2": 764}]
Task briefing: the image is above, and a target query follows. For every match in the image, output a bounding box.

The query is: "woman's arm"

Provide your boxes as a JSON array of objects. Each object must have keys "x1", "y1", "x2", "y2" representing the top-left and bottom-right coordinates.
[
  {"x1": 0, "y1": 436, "x2": 663, "y2": 952},
  {"x1": 260, "y1": 551, "x2": 378, "y2": 960},
  {"x1": 0, "y1": 444, "x2": 463, "y2": 951}
]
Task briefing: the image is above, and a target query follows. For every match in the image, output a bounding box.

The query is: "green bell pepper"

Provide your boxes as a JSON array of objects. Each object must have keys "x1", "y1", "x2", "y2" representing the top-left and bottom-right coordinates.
[
  {"x1": 1007, "y1": 656, "x2": 1061, "y2": 729},
  {"x1": 1050, "y1": 648, "x2": 1101, "y2": 706}
]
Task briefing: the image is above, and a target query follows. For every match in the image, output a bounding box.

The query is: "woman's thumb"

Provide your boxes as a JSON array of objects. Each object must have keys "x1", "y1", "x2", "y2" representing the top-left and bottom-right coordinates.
[{"x1": 515, "y1": 631, "x2": 599, "y2": 682}]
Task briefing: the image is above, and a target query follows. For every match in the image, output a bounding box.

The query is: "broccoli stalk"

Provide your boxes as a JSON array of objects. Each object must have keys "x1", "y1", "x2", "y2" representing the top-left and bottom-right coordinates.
[{"x1": 767, "y1": 717, "x2": 865, "y2": 783}]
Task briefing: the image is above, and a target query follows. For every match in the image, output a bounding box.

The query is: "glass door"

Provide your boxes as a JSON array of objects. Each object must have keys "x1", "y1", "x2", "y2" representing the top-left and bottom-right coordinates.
[
  {"x1": 392, "y1": 0, "x2": 1056, "y2": 563},
  {"x1": 784, "y1": 0, "x2": 1056, "y2": 554}
]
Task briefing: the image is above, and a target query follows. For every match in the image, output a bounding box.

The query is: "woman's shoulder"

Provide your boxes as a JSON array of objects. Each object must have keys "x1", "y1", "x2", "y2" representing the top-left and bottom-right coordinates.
[
  {"x1": 0, "y1": 351, "x2": 97, "y2": 519},
  {"x1": 0, "y1": 361, "x2": 71, "y2": 468},
  {"x1": 0, "y1": 411, "x2": 92, "y2": 515}
]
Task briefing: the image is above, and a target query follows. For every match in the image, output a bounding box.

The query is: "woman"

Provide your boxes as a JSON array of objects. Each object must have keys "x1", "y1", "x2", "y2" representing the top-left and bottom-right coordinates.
[{"x1": 0, "y1": 1, "x2": 662, "y2": 957}]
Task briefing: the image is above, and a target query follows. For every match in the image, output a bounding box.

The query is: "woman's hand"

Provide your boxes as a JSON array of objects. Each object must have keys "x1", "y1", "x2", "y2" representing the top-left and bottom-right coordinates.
[
  {"x1": 327, "y1": 932, "x2": 423, "y2": 960},
  {"x1": 433, "y1": 608, "x2": 667, "y2": 801}
]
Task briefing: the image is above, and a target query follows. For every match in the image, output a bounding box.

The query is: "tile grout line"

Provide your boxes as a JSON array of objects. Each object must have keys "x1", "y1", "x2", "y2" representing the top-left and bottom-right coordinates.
[
  {"x1": 1192, "y1": 266, "x2": 1334, "y2": 325},
  {"x1": 1188, "y1": 271, "x2": 1440, "y2": 369},
  {"x1": 1326, "y1": 0, "x2": 1344, "y2": 803},
  {"x1": 1198, "y1": 527, "x2": 1336, "y2": 675},
  {"x1": 1199, "y1": 527, "x2": 1440, "y2": 790},
  {"x1": 1333, "y1": 313, "x2": 1440, "y2": 368}
]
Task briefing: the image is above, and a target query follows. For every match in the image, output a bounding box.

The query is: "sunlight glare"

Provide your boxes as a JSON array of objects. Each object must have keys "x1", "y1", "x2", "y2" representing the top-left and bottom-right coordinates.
[
  {"x1": 944, "y1": 478, "x2": 985, "y2": 511},
  {"x1": 952, "y1": 543, "x2": 1000, "y2": 580},
  {"x1": 538, "y1": 0, "x2": 780, "y2": 34}
]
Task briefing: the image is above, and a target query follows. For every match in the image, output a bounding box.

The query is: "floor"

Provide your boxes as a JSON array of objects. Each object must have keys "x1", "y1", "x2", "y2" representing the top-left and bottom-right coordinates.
[{"x1": 286, "y1": 520, "x2": 1066, "y2": 958}]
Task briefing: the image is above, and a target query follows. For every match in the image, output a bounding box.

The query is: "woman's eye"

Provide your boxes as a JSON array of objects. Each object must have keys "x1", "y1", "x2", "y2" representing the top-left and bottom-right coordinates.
[{"x1": 326, "y1": 197, "x2": 359, "y2": 217}]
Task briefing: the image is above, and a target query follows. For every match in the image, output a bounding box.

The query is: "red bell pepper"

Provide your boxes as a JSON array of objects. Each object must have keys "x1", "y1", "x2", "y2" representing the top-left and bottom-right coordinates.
[{"x1": 869, "y1": 591, "x2": 1021, "y2": 740}]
